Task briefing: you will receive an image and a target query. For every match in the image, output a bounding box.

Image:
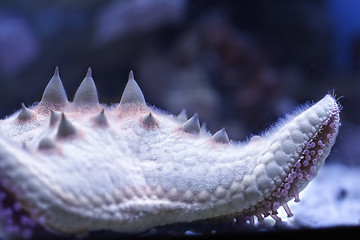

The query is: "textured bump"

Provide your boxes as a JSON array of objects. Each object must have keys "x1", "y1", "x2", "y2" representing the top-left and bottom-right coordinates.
[
  {"x1": 214, "y1": 186, "x2": 227, "y2": 198},
  {"x1": 274, "y1": 150, "x2": 291, "y2": 166},
  {"x1": 282, "y1": 139, "x2": 297, "y2": 155},
  {"x1": 249, "y1": 135, "x2": 263, "y2": 143},
  {"x1": 265, "y1": 161, "x2": 284, "y2": 180},
  {"x1": 244, "y1": 185, "x2": 262, "y2": 204},
  {"x1": 289, "y1": 129, "x2": 306, "y2": 144}
]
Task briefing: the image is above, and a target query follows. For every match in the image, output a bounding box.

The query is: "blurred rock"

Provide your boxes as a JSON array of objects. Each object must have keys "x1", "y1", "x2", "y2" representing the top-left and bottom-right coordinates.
[
  {"x1": 94, "y1": 0, "x2": 187, "y2": 45},
  {"x1": 0, "y1": 15, "x2": 39, "y2": 77},
  {"x1": 137, "y1": 14, "x2": 283, "y2": 139},
  {"x1": 288, "y1": 164, "x2": 360, "y2": 227}
]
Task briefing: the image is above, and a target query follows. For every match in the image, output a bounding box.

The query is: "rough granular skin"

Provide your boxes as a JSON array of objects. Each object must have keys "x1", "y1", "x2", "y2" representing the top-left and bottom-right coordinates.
[{"x1": 0, "y1": 67, "x2": 340, "y2": 239}]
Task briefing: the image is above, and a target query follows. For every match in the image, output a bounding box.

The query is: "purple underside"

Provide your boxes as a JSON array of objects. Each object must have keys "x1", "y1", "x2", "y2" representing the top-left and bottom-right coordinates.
[
  {"x1": 245, "y1": 112, "x2": 339, "y2": 222},
  {"x1": 0, "y1": 181, "x2": 38, "y2": 239}
]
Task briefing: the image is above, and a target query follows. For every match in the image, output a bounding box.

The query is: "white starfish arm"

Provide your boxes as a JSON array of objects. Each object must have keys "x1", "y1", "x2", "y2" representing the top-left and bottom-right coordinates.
[{"x1": 0, "y1": 68, "x2": 340, "y2": 238}]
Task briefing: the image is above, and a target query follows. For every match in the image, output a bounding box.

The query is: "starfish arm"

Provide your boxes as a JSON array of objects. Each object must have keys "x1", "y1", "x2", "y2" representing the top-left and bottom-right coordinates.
[{"x1": 0, "y1": 69, "x2": 341, "y2": 238}]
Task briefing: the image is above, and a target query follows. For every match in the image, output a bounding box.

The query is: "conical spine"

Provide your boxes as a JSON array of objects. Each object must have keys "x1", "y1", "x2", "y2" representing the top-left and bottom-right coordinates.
[
  {"x1": 57, "y1": 113, "x2": 76, "y2": 138},
  {"x1": 92, "y1": 109, "x2": 108, "y2": 127},
  {"x1": 17, "y1": 103, "x2": 34, "y2": 122},
  {"x1": 119, "y1": 71, "x2": 146, "y2": 106},
  {"x1": 73, "y1": 67, "x2": 99, "y2": 109},
  {"x1": 211, "y1": 128, "x2": 230, "y2": 144},
  {"x1": 39, "y1": 66, "x2": 68, "y2": 111},
  {"x1": 182, "y1": 114, "x2": 200, "y2": 134},
  {"x1": 49, "y1": 110, "x2": 61, "y2": 127},
  {"x1": 142, "y1": 113, "x2": 158, "y2": 128}
]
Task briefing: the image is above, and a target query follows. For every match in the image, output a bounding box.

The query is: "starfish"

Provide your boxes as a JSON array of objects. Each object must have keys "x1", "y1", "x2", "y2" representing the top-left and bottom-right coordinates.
[{"x1": 0, "y1": 67, "x2": 340, "y2": 239}]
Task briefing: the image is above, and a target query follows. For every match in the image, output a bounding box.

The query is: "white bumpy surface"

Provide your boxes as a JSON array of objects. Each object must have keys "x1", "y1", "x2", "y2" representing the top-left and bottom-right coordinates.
[{"x1": 0, "y1": 68, "x2": 341, "y2": 237}]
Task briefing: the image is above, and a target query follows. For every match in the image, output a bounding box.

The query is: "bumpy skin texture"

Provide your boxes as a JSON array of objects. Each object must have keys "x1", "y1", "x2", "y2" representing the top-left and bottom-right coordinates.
[{"x1": 0, "y1": 68, "x2": 340, "y2": 238}]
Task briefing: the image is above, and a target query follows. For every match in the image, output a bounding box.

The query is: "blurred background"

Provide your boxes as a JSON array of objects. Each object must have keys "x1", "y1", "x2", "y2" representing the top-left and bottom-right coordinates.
[{"x1": 0, "y1": 0, "x2": 359, "y2": 165}]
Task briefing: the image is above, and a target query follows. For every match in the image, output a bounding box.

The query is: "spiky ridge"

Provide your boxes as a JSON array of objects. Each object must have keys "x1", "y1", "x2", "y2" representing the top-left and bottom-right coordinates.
[{"x1": 0, "y1": 67, "x2": 341, "y2": 239}]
